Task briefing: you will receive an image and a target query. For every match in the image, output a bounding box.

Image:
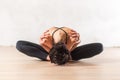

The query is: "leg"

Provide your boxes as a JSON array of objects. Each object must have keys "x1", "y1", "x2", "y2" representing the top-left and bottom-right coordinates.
[
  {"x1": 71, "y1": 43, "x2": 103, "y2": 60},
  {"x1": 16, "y1": 40, "x2": 49, "y2": 60}
]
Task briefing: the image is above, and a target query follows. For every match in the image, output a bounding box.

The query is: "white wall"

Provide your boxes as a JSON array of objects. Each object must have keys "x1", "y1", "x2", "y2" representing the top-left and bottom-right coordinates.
[{"x1": 0, "y1": 0, "x2": 120, "y2": 47}]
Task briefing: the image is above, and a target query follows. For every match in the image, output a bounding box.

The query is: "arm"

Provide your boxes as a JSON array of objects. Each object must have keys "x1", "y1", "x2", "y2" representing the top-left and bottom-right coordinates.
[
  {"x1": 39, "y1": 30, "x2": 53, "y2": 52},
  {"x1": 70, "y1": 40, "x2": 80, "y2": 52},
  {"x1": 67, "y1": 29, "x2": 81, "y2": 52}
]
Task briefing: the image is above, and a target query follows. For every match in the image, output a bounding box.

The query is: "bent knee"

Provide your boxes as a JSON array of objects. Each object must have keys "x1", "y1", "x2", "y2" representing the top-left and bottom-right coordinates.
[
  {"x1": 94, "y1": 43, "x2": 103, "y2": 54},
  {"x1": 16, "y1": 40, "x2": 24, "y2": 51}
]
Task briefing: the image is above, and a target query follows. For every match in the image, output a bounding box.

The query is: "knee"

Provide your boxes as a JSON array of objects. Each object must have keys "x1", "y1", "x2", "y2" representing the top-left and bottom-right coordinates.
[
  {"x1": 95, "y1": 43, "x2": 103, "y2": 53},
  {"x1": 16, "y1": 40, "x2": 23, "y2": 51}
]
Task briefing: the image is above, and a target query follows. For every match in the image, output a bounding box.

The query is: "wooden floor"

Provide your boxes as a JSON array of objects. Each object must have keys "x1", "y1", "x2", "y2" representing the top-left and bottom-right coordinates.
[{"x1": 0, "y1": 46, "x2": 120, "y2": 80}]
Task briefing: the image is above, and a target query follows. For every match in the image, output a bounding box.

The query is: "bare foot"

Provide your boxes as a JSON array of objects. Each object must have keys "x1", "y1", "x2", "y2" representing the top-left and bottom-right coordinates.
[{"x1": 46, "y1": 55, "x2": 50, "y2": 61}]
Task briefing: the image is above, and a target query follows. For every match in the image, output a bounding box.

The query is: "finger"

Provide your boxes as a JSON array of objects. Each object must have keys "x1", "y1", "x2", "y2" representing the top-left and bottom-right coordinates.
[
  {"x1": 70, "y1": 32, "x2": 77, "y2": 35},
  {"x1": 70, "y1": 35, "x2": 78, "y2": 38},
  {"x1": 40, "y1": 36, "x2": 48, "y2": 40},
  {"x1": 44, "y1": 33, "x2": 50, "y2": 36},
  {"x1": 70, "y1": 32, "x2": 79, "y2": 36},
  {"x1": 44, "y1": 30, "x2": 49, "y2": 33},
  {"x1": 41, "y1": 38, "x2": 47, "y2": 42},
  {"x1": 42, "y1": 36, "x2": 49, "y2": 39},
  {"x1": 41, "y1": 34, "x2": 50, "y2": 38},
  {"x1": 72, "y1": 33, "x2": 80, "y2": 37},
  {"x1": 40, "y1": 39, "x2": 45, "y2": 43},
  {"x1": 71, "y1": 34, "x2": 77, "y2": 36}
]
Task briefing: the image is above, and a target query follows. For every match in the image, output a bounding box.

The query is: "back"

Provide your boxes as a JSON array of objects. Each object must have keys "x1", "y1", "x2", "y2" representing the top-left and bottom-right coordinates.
[
  {"x1": 48, "y1": 27, "x2": 72, "y2": 44},
  {"x1": 40, "y1": 26, "x2": 80, "y2": 52}
]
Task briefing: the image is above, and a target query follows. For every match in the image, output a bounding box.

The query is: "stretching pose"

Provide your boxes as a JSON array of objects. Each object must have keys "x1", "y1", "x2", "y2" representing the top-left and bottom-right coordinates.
[{"x1": 16, "y1": 27, "x2": 103, "y2": 65}]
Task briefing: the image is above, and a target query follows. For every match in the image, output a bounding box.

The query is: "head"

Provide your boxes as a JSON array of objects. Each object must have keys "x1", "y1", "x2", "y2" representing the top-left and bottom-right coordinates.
[{"x1": 49, "y1": 42, "x2": 70, "y2": 65}]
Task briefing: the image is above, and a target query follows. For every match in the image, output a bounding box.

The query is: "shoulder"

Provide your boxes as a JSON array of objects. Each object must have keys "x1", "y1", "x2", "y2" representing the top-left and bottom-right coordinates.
[
  {"x1": 43, "y1": 27, "x2": 58, "y2": 35},
  {"x1": 48, "y1": 26, "x2": 58, "y2": 31},
  {"x1": 62, "y1": 26, "x2": 77, "y2": 33}
]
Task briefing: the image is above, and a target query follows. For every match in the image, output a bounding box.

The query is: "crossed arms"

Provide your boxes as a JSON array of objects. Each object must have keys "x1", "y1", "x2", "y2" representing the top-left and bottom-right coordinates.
[{"x1": 39, "y1": 29, "x2": 80, "y2": 52}]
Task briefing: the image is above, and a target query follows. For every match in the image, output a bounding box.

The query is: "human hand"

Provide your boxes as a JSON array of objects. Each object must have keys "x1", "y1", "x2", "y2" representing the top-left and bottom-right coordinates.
[
  {"x1": 40, "y1": 30, "x2": 52, "y2": 48},
  {"x1": 66, "y1": 30, "x2": 80, "y2": 51},
  {"x1": 69, "y1": 29, "x2": 80, "y2": 45}
]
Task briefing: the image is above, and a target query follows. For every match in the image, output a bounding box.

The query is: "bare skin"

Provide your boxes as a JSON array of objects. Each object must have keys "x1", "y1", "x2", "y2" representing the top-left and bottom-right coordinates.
[{"x1": 39, "y1": 27, "x2": 80, "y2": 60}]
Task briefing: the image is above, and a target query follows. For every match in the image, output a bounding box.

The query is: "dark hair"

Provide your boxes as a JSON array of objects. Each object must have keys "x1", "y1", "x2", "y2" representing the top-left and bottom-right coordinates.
[{"x1": 49, "y1": 42, "x2": 70, "y2": 65}]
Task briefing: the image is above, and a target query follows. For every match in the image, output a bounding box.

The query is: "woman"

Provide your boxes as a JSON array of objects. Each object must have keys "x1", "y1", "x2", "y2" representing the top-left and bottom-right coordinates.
[{"x1": 16, "y1": 27, "x2": 103, "y2": 65}]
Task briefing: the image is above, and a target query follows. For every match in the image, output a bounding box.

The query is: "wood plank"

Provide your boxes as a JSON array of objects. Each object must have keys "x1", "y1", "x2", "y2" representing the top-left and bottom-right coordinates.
[{"x1": 0, "y1": 47, "x2": 120, "y2": 80}]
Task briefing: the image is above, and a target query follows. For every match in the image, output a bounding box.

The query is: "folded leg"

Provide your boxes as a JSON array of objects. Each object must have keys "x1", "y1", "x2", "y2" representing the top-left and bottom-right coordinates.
[
  {"x1": 71, "y1": 43, "x2": 103, "y2": 60},
  {"x1": 16, "y1": 40, "x2": 49, "y2": 60}
]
